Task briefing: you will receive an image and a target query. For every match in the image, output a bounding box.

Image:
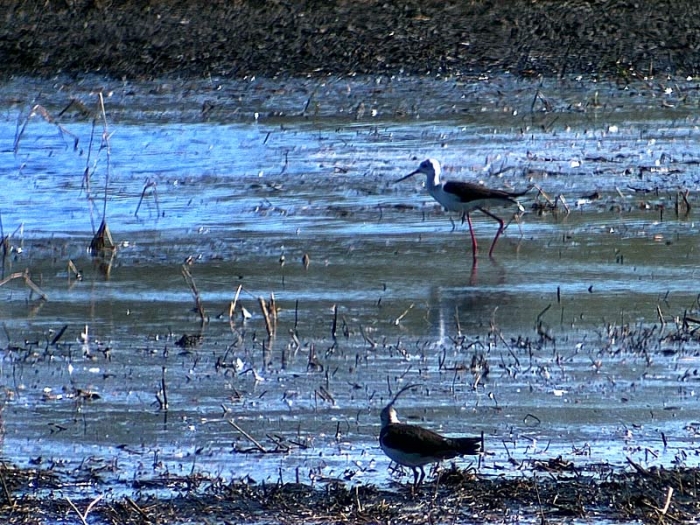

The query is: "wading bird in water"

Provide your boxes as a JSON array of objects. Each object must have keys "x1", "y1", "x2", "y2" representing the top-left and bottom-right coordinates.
[
  {"x1": 379, "y1": 384, "x2": 482, "y2": 488},
  {"x1": 396, "y1": 159, "x2": 530, "y2": 262}
]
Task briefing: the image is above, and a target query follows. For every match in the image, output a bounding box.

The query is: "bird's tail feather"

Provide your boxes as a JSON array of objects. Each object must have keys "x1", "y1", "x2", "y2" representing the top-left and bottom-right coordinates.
[{"x1": 454, "y1": 436, "x2": 482, "y2": 455}]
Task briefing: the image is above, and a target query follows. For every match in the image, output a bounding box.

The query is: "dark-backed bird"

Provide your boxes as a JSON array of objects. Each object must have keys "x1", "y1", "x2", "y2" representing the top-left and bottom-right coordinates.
[
  {"x1": 379, "y1": 385, "x2": 482, "y2": 487},
  {"x1": 396, "y1": 158, "x2": 530, "y2": 262}
]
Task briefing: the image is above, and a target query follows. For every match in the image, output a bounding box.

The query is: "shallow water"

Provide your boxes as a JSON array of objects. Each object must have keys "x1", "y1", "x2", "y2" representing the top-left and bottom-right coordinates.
[{"x1": 1, "y1": 74, "x2": 700, "y2": 516}]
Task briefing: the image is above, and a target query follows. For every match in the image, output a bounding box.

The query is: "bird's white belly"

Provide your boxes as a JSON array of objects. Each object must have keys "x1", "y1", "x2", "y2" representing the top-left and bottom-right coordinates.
[
  {"x1": 430, "y1": 188, "x2": 475, "y2": 213},
  {"x1": 381, "y1": 443, "x2": 433, "y2": 467}
]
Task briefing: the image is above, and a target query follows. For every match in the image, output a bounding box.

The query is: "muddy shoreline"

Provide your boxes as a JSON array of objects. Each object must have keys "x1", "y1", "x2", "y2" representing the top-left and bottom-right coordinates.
[
  {"x1": 4, "y1": 1, "x2": 700, "y2": 80},
  {"x1": 3, "y1": 462, "x2": 699, "y2": 524}
]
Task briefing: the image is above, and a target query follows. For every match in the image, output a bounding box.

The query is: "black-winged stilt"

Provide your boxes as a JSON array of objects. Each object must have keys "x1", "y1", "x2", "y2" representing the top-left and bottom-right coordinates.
[{"x1": 396, "y1": 159, "x2": 530, "y2": 262}]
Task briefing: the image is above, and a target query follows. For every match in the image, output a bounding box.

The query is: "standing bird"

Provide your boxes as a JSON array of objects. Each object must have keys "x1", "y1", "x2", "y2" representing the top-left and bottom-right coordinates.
[
  {"x1": 379, "y1": 384, "x2": 482, "y2": 487},
  {"x1": 396, "y1": 159, "x2": 530, "y2": 262}
]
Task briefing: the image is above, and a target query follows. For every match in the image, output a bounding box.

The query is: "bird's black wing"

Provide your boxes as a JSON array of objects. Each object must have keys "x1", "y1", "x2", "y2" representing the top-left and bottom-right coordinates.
[
  {"x1": 382, "y1": 424, "x2": 478, "y2": 458},
  {"x1": 442, "y1": 181, "x2": 524, "y2": 204}
]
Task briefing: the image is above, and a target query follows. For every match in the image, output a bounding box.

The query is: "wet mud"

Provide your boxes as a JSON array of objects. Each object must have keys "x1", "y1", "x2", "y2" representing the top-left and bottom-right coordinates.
[{"x1": 3, "y1": 462, "x2": 700, "y2": 524}]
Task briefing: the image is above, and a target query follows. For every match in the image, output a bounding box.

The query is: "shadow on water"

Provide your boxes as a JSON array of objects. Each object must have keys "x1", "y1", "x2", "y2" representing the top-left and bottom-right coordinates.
[{"x1": 0, "y1": 74, "x2": 699, "y2": 523}]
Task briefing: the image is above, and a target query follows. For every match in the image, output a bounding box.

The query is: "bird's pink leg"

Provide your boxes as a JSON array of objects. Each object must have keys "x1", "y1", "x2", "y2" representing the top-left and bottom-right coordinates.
[
  {"x1": 463, "y1": 212, "x2": 478, "y2": 263},
  {"x1": 478, "y1": 207, "x2": 506, "y2": 258}
]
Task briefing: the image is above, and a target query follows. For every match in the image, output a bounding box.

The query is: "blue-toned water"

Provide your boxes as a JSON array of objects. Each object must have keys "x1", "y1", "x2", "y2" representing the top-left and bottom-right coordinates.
[{"x1": 1, "y1": 75, "x2": 699, "y2": 521}]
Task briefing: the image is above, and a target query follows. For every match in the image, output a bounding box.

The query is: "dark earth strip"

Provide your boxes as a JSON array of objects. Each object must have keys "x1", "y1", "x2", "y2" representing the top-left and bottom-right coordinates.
[
  {"x1": 3, "y1": 0, "x2": 700, "y2": 80},
  {"x1": 1, "y1": 462, "x2": 699, "y2": 523}
]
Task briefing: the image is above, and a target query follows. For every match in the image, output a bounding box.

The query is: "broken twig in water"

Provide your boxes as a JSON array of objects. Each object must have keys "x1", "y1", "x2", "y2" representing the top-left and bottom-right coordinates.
[
  {"x1": 331, "y1": 304, "x2": 338, "y2": 340},
  {"x1": 0, "y1": 269, "x2": 48, "y2": 301},
  {"x1": 228, "y1": 419, "x2": 266, "y2": 452},
  {"x1": 182, "y1": 264, "x2": 206, "y2": 324},
  {"x1": 359, "y1": 324, "x2": 377, "y2": 349},
  {"x1": 259, "y1": 296, "x2": 274, "y2": 337},
  {"x1": 13, "y1": 104, "x2": 79, "y2": 155},
  {"x1": 50, "y1": 325, "x2": 68, "y2": 346},
  {"x1": 135, "y1": 179, "x2": 160, "y2": 218},
  {"x1": 394, "y1": 303, "x2": 414, "y2": 325},
  {"x1": 156, "y1": 366, "x2": 169, "y2": 411},
  {"x1": 230, "y1": 284, "x2": 243, "y2": 323}
]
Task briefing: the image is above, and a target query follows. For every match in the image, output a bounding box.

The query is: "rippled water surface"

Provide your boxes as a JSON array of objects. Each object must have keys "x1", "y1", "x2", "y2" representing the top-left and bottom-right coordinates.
[{"x1": 1, "y1": 74, "x2": 700, "y2": 516}]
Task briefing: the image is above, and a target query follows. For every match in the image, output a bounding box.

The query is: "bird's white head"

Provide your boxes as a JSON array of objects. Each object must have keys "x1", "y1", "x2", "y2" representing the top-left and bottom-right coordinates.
[
  {"x1": 395, "y1": 158, "x2": 441, "y2": 188},
  {"x1": 380, "y1": 404, "x2": 400, "y2": 427},
  {"x1": 380, "y1": 384, "x2": 419, "y2": 428}
]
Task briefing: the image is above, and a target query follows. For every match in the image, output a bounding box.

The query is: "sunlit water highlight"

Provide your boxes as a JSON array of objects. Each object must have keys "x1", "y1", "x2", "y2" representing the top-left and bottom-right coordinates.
[{"x1": 0, "y1": 75, "x2": 699, "y2": 514}]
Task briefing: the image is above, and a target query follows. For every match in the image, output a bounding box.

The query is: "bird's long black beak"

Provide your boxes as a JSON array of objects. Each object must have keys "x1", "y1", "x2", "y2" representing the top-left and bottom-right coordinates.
[{"x1": 394, "y1": 169, "x2": 420, "y2": 183}]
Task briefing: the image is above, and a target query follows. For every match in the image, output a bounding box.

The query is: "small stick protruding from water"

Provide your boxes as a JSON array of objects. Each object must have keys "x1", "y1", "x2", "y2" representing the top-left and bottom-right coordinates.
[
  {"x1": 259, "y1": 297, "x2": 274, "y2": 337},
  {"x1": 331, "y1": 304, "x2": 338, "y2": 340},
  {"x1": 394, "y1": 303, "x2": 414, "y2": 325},
  {"x1": 50, "y1": 325, "x2": 68, "y2": 346},
  {"x1": 675, "y1": 189, "x2": 691, "y2": 216},
  {"x1": 230, "y1": 284, "x2": 243, "y2": 323},
  {"x1": 67, "y1": 260, "x2": 82, "y2": 283},
  {"x1": 454, "y1": 305, "x2": 462, "y2": 335},
  {"x1": 14, "y1": 104, "x2": 79, "y2": 155},
  {"x1": 156, "y1": 366, "x2": 169, "y2": 411},
  {"x1": 557, "y1": 194, "x2": 570, "y2": 215},
  {"x1": 135, "y1": 179, "x2": 160, "y2": 218},
  {"x1": 228, "y1": 419, "x2": 266, "y2": 452},
  {"x1": 0, "y1": 269, "x2": 48, "y2": 301},
  {"x1": 656, "y1": 304, "x2": 667, "y2": 329},
  {"x1": 269, "y1": 292, "x2": 277, "y2": 333},
  {"x1": 293, "y1": 299, "x2": 299, "y2": 334},
  {"x1": 182, "y1": 265, "x2": 206, "y2": 324},
  {"x1": 359, "y1": 324, "x2": 377, "y2": 349}
]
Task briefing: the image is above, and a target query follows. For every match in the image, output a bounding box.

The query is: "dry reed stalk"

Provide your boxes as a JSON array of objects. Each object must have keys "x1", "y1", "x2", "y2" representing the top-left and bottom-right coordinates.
[
  {"x1": 67, "y1": 260, "x2": 82, "y2": 282},
  {"x1": 660, "y1": 486, "x2": 674, "y2": 515},
  {"x1": 331, "y1": 304, "x2": 338, "y2": 340},
  {"x1": 181, "y1": 265, "x2": 206, "y2": 324},
  {"x1": 230, "y1": 284, "x2": 243, "y2": 323},
  {"x1": 96, "y1": 92, "x2": 111, "y2": 223},
  {"x1": 13, "y1": 104, "x2": 79, "y2": 155},
  {"x1": 394, "y1": 303, "x2": 414, "y2": 325},
  {"x1": 0, "y1": 269, "x2": 48, "y2": 301},
  {"x1": 135, "y1": 179, "x2": 160, "y2": 218},
  {"x1": 676, "y1": 189, "x2": 691, "y2": 216},
  {"x1": 66, "y1": 493, "x2": 103, "y2": 525},
  {"x1": 359, "y1": 324, "x2": 377, "y2": 349},
  {"x1": 228, "y1": 419, "x2": 266, "y2": 452},
  {"x1": 0, "y1": 462, "x2": 12, "y2": 506},
  {"x1": 50, "y1": 325, "x2": 68, "y2": 345},
  {"x1": 158, "y1": 366, "x2": 169, "y2": 411},
  {"x1": 125, "y1": 497, "x2": 150, "y2": 520},
  {"x1": 259, "y1": 296, "x2": 274, "y2": 337},
  {"x1": 269, "y1": 292, "x2": 277, "y2": 331},
  {"x1": 80, "y1": 93, "x2": 114, "y2": 236}
]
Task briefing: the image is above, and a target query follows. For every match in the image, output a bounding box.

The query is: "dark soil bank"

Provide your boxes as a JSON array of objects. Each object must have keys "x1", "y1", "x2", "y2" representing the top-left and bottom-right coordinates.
[{"x1": 4, "y1": 0, "x2": 700, "y2": 79}]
